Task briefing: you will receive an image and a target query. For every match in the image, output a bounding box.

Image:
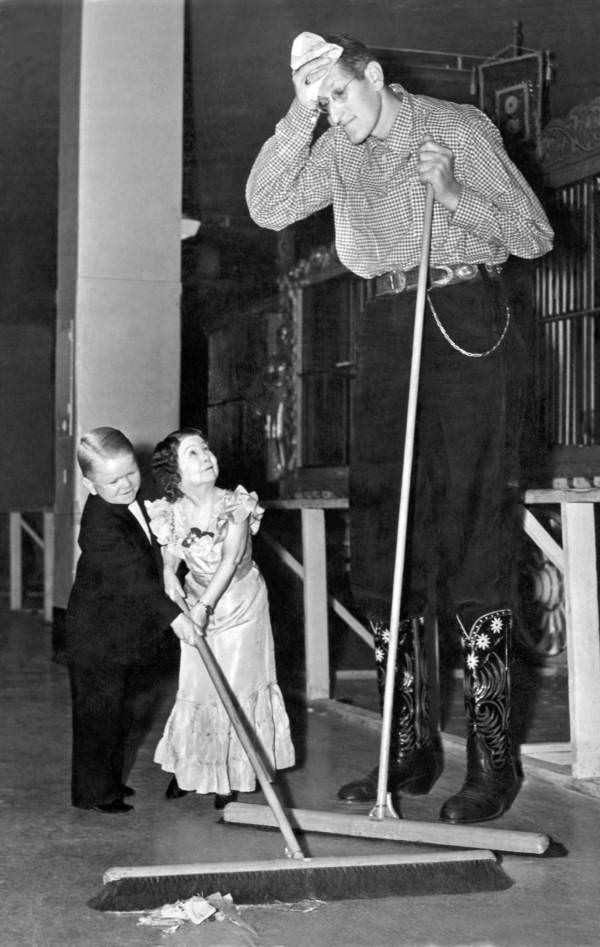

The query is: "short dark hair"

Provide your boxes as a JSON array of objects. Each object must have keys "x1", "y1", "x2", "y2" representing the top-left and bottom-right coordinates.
[
  {"x1": 77, "y1": 427, "x2": 136, "y2": 477},
  {"x1": 323, "y1": 33, "x2": 376, "y2": 79},
  {"x1": 152, "y1": 427, "x2": 208, "y2": 502}
]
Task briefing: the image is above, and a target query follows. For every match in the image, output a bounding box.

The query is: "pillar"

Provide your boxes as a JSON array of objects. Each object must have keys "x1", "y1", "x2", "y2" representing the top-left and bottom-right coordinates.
[{"x1": 54, "y1": 0, "x2": 185, "y2": 607}]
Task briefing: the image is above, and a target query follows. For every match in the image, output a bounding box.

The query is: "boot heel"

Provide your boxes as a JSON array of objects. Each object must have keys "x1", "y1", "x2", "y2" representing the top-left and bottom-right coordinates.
[{"x1": 390, "y1": 735, "x2": 444, "y2": 796}]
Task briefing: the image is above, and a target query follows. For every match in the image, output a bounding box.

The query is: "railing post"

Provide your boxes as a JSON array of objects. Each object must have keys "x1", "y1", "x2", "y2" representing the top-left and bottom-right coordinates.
[
  {"x1": 9, "y1": 513, "x2": 23, "y2": 611},
  {"x1": 300, "y1": 507, "x2": 330, "y2": 701},
  {"x1": 43, "y1": 512, "x2": 55, "y2": 623}
]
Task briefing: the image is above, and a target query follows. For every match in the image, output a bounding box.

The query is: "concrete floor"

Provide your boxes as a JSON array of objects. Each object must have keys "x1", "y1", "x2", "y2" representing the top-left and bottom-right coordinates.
[{"x1": 2, "y1": 605, "x2": 600, "y2": 947}]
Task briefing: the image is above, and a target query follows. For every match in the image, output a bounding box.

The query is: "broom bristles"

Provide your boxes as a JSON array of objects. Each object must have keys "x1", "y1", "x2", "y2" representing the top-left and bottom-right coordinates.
[{"x1": 88, "y1": 850, "x2": 512, "y2": 911}]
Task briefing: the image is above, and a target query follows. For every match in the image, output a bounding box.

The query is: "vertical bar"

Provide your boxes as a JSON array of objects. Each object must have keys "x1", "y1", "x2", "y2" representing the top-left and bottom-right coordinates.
[
  {"x1": 295, "y1": 288, "x2": 304, "y2": 468},
  {"x1": 547, "y1": 318, "x2": 552, "y2": 446},
  {"x1": 557, "y1": 320, "x2": 564, "y2": 444},
  {"x1": 43, "y1": 512, "x2": 55, "y2": 623},
  {"x1": 562, "y1": 185, "x2": 569, "y2": 315},
  {"x1": 9, "y1": 513, "x2": 23, "y2": 611},
  {"x1": 568, "y1": 184, "x2": 575, "y2": 313},
  {"x1": 580, "y1": 183, "x2": 587, "y2": 311},
  {"x1": 553, "y1": 320, "x2": 559, "y2": 445},
  {"x1": 581, "y1": 315, "x2": 587, "y2": 444},
  {"x1": 540, "y1": 320, "x2": 548, "y2": 443},
  {"x1": 561, "y1": 501, "x2": 600, "y2": 778},
  {"x1": 565, "y1": 318, "x2": 572, "y2": 444},
  {"x1": 301, "y1": 508, "x2": 330, "y2": 700},
  {"x1": 591, "y1": 312, "x2": 596, "y2": 443}
]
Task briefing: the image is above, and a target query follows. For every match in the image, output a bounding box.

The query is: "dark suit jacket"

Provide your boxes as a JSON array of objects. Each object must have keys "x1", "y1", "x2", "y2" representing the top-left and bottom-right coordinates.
[{"x1": 65, "y1": 493, "x2": 181, "y2": 666}]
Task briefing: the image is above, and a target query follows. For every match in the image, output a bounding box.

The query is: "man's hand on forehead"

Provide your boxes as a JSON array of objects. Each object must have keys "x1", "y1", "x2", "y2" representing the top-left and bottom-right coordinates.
[
  {"x1": 290, "y1": 31, "x2": 342, "y2": 71},
  {"x1": 290, "y1": 31, "x2": 342, "y2": 107},
  {"x1": 298, "y1": 53, "x2": 336, "y2": 87}
]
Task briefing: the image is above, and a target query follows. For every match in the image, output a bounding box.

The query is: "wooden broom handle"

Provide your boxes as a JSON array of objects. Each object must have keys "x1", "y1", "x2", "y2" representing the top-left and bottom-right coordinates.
[
  {"x1": 193, "y1": 634, "x2": 304, "y2": 858},
  {"x1": 373, "y1": 184, "x2": 435, "y2": 818}
]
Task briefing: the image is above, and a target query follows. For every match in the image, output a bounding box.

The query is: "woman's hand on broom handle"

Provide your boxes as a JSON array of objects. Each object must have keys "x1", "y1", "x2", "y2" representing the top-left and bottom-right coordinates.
[
  {"x1": 189, "y1": 600, "x2": 211, "y2": 635},
  {"x1": 171, "y1": 613, "x2": 204, "y2": 646}
]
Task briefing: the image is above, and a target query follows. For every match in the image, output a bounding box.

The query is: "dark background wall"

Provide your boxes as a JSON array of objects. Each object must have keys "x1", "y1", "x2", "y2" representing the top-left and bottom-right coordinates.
[
  {"x1": 0, "y1": 0, "x2": 599, "y2": 509},
  {"x1": 0, "y1": 1, "x2": 60, "y2": 510},
  {"x1": 187, "y1": 0, "x2": 600, "y2": 222}
]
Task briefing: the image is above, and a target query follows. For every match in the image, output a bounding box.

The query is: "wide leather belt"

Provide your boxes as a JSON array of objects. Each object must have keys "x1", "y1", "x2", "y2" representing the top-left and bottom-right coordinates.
[{"x1": 373, "y1": 262, "x2": 501, "y2": 297}]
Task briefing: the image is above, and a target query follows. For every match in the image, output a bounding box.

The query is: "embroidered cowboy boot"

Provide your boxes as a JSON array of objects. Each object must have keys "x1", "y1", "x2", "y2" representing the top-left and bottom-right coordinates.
[
  {"x1": 440, "y1": 608, "x2": 522, "y2": 824},
  {"x1": 338, "y1": 617, "x2": 443, "y2": 804}
]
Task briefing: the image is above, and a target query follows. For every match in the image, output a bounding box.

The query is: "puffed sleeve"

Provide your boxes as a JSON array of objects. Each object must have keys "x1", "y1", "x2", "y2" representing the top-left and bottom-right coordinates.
[
  {"x1": 222, "y1": 485, "x2": 264, "y2": 536},
  {"x1": 144, "y1": 497, "x2": 176, "y2": 546}
]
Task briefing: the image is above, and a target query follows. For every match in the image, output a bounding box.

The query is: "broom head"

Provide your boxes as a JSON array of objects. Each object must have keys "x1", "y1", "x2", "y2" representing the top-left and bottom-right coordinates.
[{"x1": 88, "y1": 849, "x2": 512, "y2": 912}]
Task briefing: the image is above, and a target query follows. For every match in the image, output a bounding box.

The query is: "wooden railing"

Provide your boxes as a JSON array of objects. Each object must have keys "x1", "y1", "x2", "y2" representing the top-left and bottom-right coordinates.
[{"x1": 8, "y1": 512, "x2": 54, "y2": 623}]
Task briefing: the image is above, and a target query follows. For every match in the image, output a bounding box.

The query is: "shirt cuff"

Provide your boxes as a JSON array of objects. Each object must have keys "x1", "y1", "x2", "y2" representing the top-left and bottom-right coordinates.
[{"x1": 279, "y1": 96, "x2": 320, "y2": 135}]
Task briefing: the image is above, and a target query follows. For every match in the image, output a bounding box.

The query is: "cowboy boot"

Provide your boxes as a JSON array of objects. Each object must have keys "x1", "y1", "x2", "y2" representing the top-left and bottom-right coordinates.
[
  {"x1": 338, "y1": 617, "x2": 443, "y2": 804},
  {"x1": 440, "y1": 608, "x2": 522, "y2": 824}
]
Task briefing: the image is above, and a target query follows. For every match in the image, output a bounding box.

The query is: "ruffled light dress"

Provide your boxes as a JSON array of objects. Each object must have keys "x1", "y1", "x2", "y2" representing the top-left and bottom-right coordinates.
[{"x1": 146, "y1": 486, "x2": 295, "y2": 794}]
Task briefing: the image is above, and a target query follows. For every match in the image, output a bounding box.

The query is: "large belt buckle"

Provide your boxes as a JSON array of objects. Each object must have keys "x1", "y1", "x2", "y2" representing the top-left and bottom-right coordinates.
[
  {"x1": 381, "y1": 270, "x2": 407, "y2": 294},
  {"x1": 431, "y1": 264, "x2": 455, "y2": 288}
]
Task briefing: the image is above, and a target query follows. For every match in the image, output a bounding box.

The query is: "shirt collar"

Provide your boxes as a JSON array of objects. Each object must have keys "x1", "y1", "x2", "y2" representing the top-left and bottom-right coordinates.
[{"x1": 367, "y1": 84, "x2": 414, "y2": 157}]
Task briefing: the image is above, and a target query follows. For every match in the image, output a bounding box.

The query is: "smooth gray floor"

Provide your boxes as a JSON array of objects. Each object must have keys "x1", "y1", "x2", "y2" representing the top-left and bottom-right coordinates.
[{"x1": 1, "y1": 606, "x2": 599, "y2": 947}]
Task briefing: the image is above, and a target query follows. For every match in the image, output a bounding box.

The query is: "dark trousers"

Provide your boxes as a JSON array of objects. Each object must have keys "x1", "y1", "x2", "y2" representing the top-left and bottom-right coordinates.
[
  {"x1": 68, "y1": 661, "x2": 160, "y2": 807},
  {"x1": 349, "y1": 271, "x2": 528, "y2": 633}
]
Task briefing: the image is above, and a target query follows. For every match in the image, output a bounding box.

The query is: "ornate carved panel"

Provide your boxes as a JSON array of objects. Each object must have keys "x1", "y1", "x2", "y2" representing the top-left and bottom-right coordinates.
[
  {"x1": 541, "y1": 96, "x2": 600, "y2": 187},
  {"x1": 275, "y1": 245, "x2": 368, "y2": 499}
]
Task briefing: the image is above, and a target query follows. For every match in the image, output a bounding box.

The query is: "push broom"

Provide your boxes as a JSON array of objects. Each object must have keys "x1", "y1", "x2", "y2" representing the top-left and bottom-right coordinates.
[
  {"x1": 221, "y1": 184, "x2": 560, "y2": 859},
  {"x1": 89, "y1": 611, "x2": 512, "y2": 911},
  {"x1": 89, "y1": 392, "x2": 513, "y2": 911}
]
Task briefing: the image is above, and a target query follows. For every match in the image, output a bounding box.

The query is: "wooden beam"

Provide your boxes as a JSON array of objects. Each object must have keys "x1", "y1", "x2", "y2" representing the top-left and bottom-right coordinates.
[
  {"x1": 301, "y1": 508, "x2": 330, "y2": 701},
  {"x1": 561, "y1": 501, "x2": 600, "y2": 778},
  {"x1": 9, "y1": 513, "x2": 22, "y2": 611}
]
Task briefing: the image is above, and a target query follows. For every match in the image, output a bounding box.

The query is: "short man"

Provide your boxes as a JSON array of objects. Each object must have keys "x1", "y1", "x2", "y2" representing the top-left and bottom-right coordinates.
[
  {"x1": 65, "y1": 427, "x2": 198, "y2": 812},
  {"x1": 246, "y1": 33, "x2": 553, "y2": 823}
]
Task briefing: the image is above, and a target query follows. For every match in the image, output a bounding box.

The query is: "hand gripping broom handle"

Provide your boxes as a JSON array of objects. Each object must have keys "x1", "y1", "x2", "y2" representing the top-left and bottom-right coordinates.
[
  {"x1": 192, "y1": 632, "x2": 304, "y2": 859},
  {"x1": 372, "y1": 184, "x2": 435, "y2": 819}
]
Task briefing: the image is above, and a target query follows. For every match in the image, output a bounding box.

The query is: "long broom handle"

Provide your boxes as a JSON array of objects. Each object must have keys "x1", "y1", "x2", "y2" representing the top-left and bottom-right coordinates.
[
  {"x1": 192, "y1": 633, "x2": 304, "y2": 859},
  {"x1": 372, "y1": 184, "x2": 435, "y2": 819}
]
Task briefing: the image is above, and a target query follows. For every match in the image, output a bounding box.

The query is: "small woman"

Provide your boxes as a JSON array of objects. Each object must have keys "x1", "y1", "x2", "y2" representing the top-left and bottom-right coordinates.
[{"x1": 146, "y1": 428, "x2": 295, "y2": 807}]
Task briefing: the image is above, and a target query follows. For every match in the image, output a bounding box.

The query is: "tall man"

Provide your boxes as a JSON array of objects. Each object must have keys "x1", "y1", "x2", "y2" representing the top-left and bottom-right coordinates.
[{"x1": 246, "y1": 32, "x2": 553, "y2": 823}]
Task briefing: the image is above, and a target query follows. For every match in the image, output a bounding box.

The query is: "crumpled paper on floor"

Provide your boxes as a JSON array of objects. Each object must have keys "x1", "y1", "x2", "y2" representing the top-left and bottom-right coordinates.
[
  {"x1": 135, "y1": 890, "x2": 323, "y2": 939},
  {"x1": 137, "y1": 894, "x2": 216, "y2": 933},
  {"x1": 135, "y1": 891, "x2": 266, "y2": 937}
]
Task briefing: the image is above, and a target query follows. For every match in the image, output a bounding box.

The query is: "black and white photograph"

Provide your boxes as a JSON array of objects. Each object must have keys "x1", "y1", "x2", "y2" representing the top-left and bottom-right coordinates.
[{"x1": 1, "y1": 2, "x2": 599, "y2": 945}]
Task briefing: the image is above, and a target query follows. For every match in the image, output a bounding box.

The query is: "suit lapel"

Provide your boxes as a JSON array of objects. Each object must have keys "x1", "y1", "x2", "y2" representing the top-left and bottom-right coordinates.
[
  {"x1": 134, "y1": 495, "x2": 167, "y2": 580},
  {"x1": 129, "y1": 498, "x2": 151, "y2": 543},
  {"x1": 90, "y1": 495, "x2": 153, "y2": 550}
]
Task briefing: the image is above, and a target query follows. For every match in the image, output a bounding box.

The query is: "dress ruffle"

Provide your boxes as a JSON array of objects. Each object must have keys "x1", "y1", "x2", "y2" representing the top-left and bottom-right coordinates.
[
  {"x1": 222, "y1": 485, "x2": 264, "y2": 536},
  {"x1": 154, "y1": 682, "x2": 295, "y2": 794},
  {"x1": 145, "y1": 497, "x2": 175, "y2": 546},
  {"x1": 146, "y1": 485, "x2": 264, "y2": 551}
]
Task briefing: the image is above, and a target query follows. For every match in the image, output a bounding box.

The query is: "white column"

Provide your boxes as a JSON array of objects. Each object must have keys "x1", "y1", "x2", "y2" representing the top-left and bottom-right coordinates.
[{"x1": 54, "y1": 0, "x2": 185, "y2": 606}]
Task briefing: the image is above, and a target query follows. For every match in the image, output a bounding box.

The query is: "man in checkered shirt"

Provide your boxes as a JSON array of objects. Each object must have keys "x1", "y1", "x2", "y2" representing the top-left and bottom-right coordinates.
[{"x1": 247, "y1": 33, "x2": 554, "y2": 824}]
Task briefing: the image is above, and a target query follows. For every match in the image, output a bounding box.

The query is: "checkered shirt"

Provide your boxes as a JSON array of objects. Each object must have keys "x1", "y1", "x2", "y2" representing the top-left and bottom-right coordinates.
[{"x1": 246, "y1": 86, "x2": 554, "y2": 279}]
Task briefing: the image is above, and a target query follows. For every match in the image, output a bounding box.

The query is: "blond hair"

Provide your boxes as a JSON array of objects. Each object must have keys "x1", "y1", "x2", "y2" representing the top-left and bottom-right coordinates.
[{"x1": 77, "y1": 427, "x2": 136, "y2": 477}]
